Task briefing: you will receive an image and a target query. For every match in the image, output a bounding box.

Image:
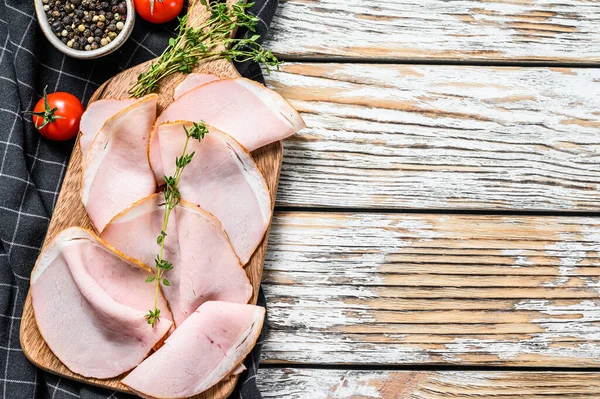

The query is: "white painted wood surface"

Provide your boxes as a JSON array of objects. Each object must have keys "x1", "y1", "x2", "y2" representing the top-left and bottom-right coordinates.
[
  {"x1": 265, "y1": 63, "x2": 600, "y2": 211},
  {"x1": 265, "y1": 0, "x2": 600, "y2": 63},
  {"x1": 258, "y1": 369, "x2": 600, "y2": 398},
  {"x1": 261, "y1": 212, "x2": 600, "y2": 366},
  {"x1": 257, "y1": 1, "x2": 600, "y2": 392}
]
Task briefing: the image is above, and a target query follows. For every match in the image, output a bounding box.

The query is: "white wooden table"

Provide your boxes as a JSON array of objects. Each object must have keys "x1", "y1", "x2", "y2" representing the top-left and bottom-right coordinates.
[{"x1": 256, "y1": 1, "x2": 600, "y2": 396}]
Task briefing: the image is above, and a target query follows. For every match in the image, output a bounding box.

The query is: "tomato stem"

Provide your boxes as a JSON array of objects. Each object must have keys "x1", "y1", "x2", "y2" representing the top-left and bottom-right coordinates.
[
  {"x1": 23, "y1": 86, "x2": 65, "y2": 130},
  {"x1": 149, "y1": 0, "x2": 163, "y2": 15}
]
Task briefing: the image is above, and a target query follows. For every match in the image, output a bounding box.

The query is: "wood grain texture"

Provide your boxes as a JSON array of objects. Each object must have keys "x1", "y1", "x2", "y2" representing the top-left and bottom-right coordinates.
[
  {"x1": 257, "y1": 369, "x2": 600, "y2": 399},
  {"x1": 19, "y1": 1, "x2": 283, "y2": 397},
  {"x1": 265, "y1": 0, "x2": 600, "y2": 63},
  {"x1": 260, "y1": 212, "x2": 600, "y2": 366},
  {"x1": 265, "y1": 63, "x2": 600, "y2": 211}
]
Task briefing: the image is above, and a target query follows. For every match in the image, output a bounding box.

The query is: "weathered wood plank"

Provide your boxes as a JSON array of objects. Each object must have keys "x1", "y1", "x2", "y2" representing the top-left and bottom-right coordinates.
[
  {"x1": 266, "y1": 63, "x2": 600, "y2": 211},
  {"x1": 261, "y1": 212, "x2": 600, "y2": 366},
  {"x1": 265, "y1": 0, "x2": 600, "y2": 63},
  {"x1": 258, "y1": 369, "x2": 600, "y2": 399}
]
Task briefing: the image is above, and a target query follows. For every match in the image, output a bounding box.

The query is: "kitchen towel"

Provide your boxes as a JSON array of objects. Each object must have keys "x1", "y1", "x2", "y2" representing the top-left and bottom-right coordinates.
[{"x1": 0, "y1": 0, "x2": 278, "y2": 397}]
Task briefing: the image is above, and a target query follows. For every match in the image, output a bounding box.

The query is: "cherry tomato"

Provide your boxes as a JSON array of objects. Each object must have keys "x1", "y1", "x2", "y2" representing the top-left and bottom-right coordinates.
[
  {"x1": 26, "y1": 88, "x2": 84, "y2": 141},
  {"x1": 134, "y1": 0, "x2": 183, "y2": 24}
]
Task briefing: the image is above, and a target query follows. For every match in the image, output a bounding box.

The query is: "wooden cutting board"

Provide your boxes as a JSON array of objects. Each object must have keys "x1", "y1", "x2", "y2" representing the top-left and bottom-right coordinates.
[{"x1": 19, "y1": 1, "x2": 282, "y2": 397}]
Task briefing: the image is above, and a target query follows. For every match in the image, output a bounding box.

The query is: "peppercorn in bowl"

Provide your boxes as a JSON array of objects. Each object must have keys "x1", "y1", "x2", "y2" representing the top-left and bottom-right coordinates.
[{"x1": 34, "y1": 0, "x2": 134, "y2": 59}]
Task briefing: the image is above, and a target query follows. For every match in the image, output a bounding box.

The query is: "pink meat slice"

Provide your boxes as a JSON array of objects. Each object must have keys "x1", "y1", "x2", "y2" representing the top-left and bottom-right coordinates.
[
  {"x1": 122, "y1": 301, "x2": 265, "y2": 399},
  {"x1": 81, "y1": 94, "x2": 157, "y2": 233},
  {"x1": 173, "y1": 73, "x2": 221, "y2": 100},
  {"x1": 156, "y1": 122, "x2": 272, "y2": 264},
  {"x1": 150, "y1": 77, "x2": 305, "y2": 183},
  {"x1": 101, "y1": 194, "x2": 253, "y2": 326},
  {"x1": 30, "y1": 227, "x2": 173, "y2": 379},
  {"x1": 79, "y1": 98, "x2": 137, "y2": 156}
]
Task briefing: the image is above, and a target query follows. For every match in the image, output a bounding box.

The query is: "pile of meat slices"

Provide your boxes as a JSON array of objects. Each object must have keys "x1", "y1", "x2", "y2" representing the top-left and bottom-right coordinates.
[{"x1": 30, "y1": 74, "x2": 305, "y2": 399}]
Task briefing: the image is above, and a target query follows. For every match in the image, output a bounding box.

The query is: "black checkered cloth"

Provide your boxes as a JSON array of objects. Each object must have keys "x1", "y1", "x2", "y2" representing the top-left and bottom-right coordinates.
[{"x1": 0, "y1": 0, "x2": 278, "y2": 397}]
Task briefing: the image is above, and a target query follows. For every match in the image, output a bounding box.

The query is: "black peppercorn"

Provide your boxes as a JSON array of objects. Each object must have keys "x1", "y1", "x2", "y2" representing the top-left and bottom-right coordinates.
[{"x1": 45, "y1": 0, "x2": 125, "y2": 51}]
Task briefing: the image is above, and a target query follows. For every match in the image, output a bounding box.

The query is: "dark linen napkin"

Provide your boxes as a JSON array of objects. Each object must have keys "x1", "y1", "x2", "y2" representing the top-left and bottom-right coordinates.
[{"x1": 0, "y1": 0, "x2": 278, "y2": 397}]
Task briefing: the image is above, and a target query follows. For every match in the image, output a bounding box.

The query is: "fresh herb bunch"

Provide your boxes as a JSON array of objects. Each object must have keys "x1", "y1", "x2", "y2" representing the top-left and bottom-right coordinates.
[
  {"x1": 146, "y1": 121, "x2": 209, "y2": 327},
  {"x1": 129, "y1": 0, "x2": 282, "y2": 98}
]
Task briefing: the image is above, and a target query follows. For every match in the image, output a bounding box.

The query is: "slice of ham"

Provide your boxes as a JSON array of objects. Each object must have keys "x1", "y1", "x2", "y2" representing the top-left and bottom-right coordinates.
[
  {"x1": 31, "y1": 227, "x2": 173, "y2": 379},
  {"x1": 150, "y1": 77, "x2": 305, "y2": 183},
  {"x1": 155, "y1": 122, "x2": 272, "y2": 264},
  {"x1": 231, "y1": 363, "x2": 247, "y2": 375},
  {"x1": 79, "y1": 98, "x2": 137, "y2": 156},
  {"x1": 101, "y1": 194, "x2": 252, "y2": 326},
  {"x1": 173, "y1": 73, "x2": 221, "y2": 100},
  {"x1": 81, "y1": 94, "x2": 157, "y2": 233},
  {"x1": 122, "y1": 301, "x2": 265, "y2": 399}
]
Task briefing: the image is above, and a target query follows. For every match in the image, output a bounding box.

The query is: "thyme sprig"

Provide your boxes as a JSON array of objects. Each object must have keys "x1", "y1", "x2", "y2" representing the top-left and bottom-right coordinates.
[
  {"x1": 129, "y1": 0, "x2": 282, "y2": 98},
  {"x1": 145, "y1": 121, "x2": 209, "y2": 327}
]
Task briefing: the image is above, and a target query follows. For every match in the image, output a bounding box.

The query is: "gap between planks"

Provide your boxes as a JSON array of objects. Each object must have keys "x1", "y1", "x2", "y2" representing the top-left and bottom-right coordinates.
[
  {"x1": 273, "y1": 56, "x2": 600, "y2": 69},
  {"x1": 275, "y1": 205, "x2": 600, "y2": 218}
]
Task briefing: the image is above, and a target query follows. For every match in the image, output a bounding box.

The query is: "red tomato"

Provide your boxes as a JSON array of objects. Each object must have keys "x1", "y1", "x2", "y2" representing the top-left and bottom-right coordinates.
[
  {"x1": 134, "y1": 0, "x2": 183, "y2": 24},
  {"x1": 28, "y1": 89, "x2": 84, "y2": 141}
]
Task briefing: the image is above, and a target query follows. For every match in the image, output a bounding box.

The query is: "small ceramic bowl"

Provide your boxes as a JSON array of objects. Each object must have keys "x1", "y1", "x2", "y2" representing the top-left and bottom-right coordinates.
[{"x1": 34, "y1": 0, "x2": 135, "y2": 59}]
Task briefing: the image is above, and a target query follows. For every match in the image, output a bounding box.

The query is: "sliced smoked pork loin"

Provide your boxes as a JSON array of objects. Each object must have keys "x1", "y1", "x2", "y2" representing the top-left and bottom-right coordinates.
[
  {"x1": 81, "y1": 94, "x2": 157, "y2": 233},
  {"x1": 122, "y1": 301, "x2": 265, "y2": 399},
  {"x1": 101, "y1": 193, "x2": 253, "y2": 326},
  {"x1": 150, "y1": 76, "x2": 305, "y2": 183},
  {"x1": 173, "y1": 73, "x2": 221, "y2": 100},
  {"x1": 152, "y1": 121, "x2": 272, "y2": 264},
  {"x1": 79, "y1": 98, "x2": 137, "y2": 156},
  {"x1": 30, "y1": 227, "x2": 173, "y2": 379}
]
